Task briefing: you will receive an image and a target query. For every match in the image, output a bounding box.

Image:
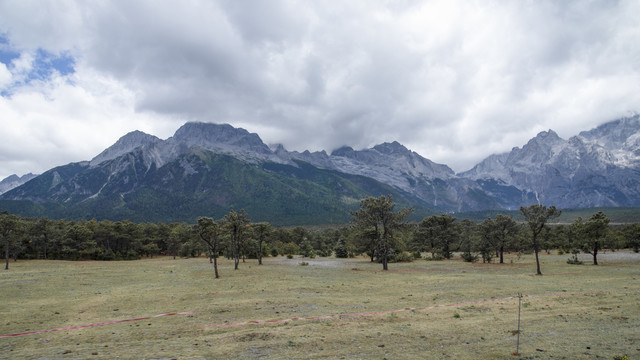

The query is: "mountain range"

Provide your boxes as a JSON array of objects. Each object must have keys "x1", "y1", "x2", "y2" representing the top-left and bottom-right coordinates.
[{"x1": 1, "y1": 114, "x2": 639, "y2": 225}]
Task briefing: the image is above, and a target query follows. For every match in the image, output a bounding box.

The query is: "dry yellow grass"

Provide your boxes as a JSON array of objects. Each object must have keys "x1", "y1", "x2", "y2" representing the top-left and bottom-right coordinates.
[{"x1": 0, "y1": 252, "x2": 638, "y2": 359}]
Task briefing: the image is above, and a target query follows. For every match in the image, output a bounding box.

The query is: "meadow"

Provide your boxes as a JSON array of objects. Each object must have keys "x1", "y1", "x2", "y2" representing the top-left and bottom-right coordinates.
[{"x1": 0, "y1": 252, "x2": 638, "y2": 359}]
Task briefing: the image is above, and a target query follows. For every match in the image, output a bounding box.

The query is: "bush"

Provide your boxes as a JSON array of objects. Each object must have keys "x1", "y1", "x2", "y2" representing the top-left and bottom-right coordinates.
[
  {"x1": 566, "y1": 257, "x2": 583, "y2": 265},
  {"x1": 299, "y1": 240, "x2": 314, "y2": 257},
  {"x1": 412, "y1": 251, "x2": 422, "y2": 259},
  {"x1": 124, "y1": 249, "x2": 141, "y2": 260},
  {"x1": 481, "y1": 252, "x2": 493, "y2": 263},
  {"x1": 101, "y1": 249, "x2": 116, "y2": 261},
  {"x1": 392, "y1": 251, "x2": 414, "y2": 263},
  {"x1": 460, "y1": 252, "x2": 479, "y2": 263},
  {"x1": 318, "y1": 248, "x2": 333, "y2": 257},
  {"x1": 567, "y1": 249, "x2": 583, "y2": 265},
  {"x1": 334, "y1": 239, "x2": 350, "y2": 258},
  {"x1": 179, "y1": 243, "x2": 192, "y2": 258},
  {"x1": 426, "y1": 253, "x2": 445, "y2": 261},
  {"x1": 282, "y1": 242, "x2": 300, "y2": 256}
]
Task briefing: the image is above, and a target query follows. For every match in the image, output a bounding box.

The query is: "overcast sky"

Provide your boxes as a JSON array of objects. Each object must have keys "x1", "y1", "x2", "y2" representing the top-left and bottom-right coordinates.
[{"x1": 1, "y1": 1, "x2": 639, "y2": 179}]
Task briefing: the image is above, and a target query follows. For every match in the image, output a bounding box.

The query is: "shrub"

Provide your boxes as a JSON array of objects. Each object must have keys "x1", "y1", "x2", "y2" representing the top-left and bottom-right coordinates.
[
  {"x1": 392, "y1": 251, "x2": 414, "y2": 263},
  {"x1": 334, "y1": 239, "x2": 350, "y2": 258},
  {"x1": 481, "y1": 252, "x2": 493, "y2": 263},
  {"x1": 282, "y1": 242, "x2": 300, "y2": 256},
  {"x1": 299, "y1": 240, "x2": 314, "y2": 257},
  {"x1": 567, "y1": 249, "x2": 583, "y2": 265},
  {"x1": 318, "y1": 248, "x2": 333, "y2": 257},
  {"x1": 101, "y1": 249, "x2": 116, "y2": 261},
  {"x1": 460, "y1": 252, "x2": 479, "y2": 263},
  {"x1": 426, "y1": 253, "x2": 445, "y2": 261},
  {"x1": 412, "y1": 251, "x2": 422, "y2": 259},
  {"x1": 567, "y1": 256, "x2": 583, "y2": 265},
  {"x1": 124, "y1": 249, "x2": 141, "y2": 260}
]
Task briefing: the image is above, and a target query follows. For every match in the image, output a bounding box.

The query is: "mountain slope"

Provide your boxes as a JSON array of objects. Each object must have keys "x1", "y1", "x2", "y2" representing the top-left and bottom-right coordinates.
[
  {"x1": 0, "y1": 173, "x2": 38, "y2": 195},
  {"x1": 1, "y1": 147, "x2": 433, "y2": 225},
  {"x1": 2, "y1": 115, "x2": 639, "y2": 224},
  {"x1": 90, "y1": 130, "x2": 162, "y2": 166},
  {"x1": 460, "y1": 114, "x2": 640, "y2": 207}
]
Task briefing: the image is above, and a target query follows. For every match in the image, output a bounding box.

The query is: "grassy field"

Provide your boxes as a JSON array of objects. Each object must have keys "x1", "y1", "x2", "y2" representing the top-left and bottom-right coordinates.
[{"x1": 0, "y1": 252, "x2": 638, "y2": 359}]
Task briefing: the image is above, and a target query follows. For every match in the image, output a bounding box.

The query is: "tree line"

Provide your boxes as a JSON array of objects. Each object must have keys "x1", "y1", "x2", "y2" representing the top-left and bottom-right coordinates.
[
  {"x1": 0, "y1": 210, "x2": 343, "y2": 271},
  {"x1": 2, "y1": 197, "x2": 640, "y2": 275}
]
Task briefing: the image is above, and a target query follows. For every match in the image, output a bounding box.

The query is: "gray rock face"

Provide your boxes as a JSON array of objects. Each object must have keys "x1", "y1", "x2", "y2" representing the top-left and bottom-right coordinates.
[
  {"x1": 171, "y1": 123, "x2": 270, "y2": 157},
  {"x1": 4, "y1": 115, "x2": 639, "y2": 214},
  {"x1": 287, "y1": 141, "x2": 455, "y2": 194},
  {"x1": 0, "y1": 173, "x2": 38, "y2": 195},
  {"x1": 92, "y1": 122, "x2": 295, "y2": 172},
  {"x1": 90, "y1": 130, "x2": 161, "y2": 166},
  {"x1": 460, "y1": 114, "x2": 640, "y2": 207}
]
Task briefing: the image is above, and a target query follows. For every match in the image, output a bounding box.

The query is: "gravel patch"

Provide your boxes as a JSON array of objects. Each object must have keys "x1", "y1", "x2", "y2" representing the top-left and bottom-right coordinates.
[{"x1": 577, "y1": 251, "x2": 640, "y2": 263}]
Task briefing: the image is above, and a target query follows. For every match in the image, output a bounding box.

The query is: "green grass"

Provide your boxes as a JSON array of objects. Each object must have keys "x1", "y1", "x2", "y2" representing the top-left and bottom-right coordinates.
[{"x1": 1, "y1": 252, "x2": 639, "y2": 359}]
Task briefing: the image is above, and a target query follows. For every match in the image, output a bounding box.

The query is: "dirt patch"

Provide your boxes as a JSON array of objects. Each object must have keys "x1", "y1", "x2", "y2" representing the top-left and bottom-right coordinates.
[
  {"x1": 265, "y1": 256, "x2": 365, "y2": 268},
  {"x1": 577, "y1": 251, "x2": 640, "y2": 263}
]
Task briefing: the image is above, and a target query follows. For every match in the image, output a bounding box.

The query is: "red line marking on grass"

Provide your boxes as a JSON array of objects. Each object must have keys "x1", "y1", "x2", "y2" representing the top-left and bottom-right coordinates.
[
  {"x1": 0, "y1": 312, "x2": 195, "y2": 338},
  {"x1": 201, "y1": 289, "x2": 639, "y2": 328}
]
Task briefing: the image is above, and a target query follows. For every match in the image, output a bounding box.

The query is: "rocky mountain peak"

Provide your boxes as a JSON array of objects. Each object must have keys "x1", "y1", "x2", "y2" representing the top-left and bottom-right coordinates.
[
  {"x1": 167, "y1": 122, "x2": 290, "y2": 164},
  {"x1": 0, "y1": 173, "x2": 38, "y2": 195},
  {"x1": 330, "y1": 146, "x2": 356, "y2": 157},
  {"x1": 4, "y1": 115, "x2": 639, "y2": 217},
  {"x1": 528, "y1": 129, "x2": 563, "y2": 147},
  {"x1": 172, "y1": 122, "x2": 261, "y2": 148},
  {"x1": 372, "y1": 141, "x2": 409, "y2": 155},
  {"x1": 90, "y1": 130, "x2": 161, "y2": 166},
  {"x1": 578, "y1": 114, "x2": 640, "y2": 149}
]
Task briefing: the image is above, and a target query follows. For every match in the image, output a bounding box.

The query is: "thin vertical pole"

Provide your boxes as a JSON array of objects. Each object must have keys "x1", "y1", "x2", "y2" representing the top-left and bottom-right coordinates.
[{"x1": 516, "y1": 293, "x2": 522, "y2": 355}]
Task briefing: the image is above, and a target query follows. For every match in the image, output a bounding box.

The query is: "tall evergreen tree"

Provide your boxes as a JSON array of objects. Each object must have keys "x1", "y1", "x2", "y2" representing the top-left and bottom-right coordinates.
[
  {"x1": 1, "y1": 211, "x2": 19, "y2": 269},
  {"x1": 581, "y1": 211, "x2": 610, "y2": 265},
  {"x1": 520, "y1": 205, "x2": 561, "y2": 275},
  {"x1": 222, "y1": 209, "x2": 251, "y2": 270},
  {"x1": 491, "y1": 214, "x2": 518, "y2": 264},
  {"x1": 350, "y1": 195, "x2": 412, "y2": 270},
  {"x1": 413, "y1": 214, "x2": 459, "y2": 259},
  {"x1": 251, "y1": 222, "x2": 272, "y2": 265},
  {"x1": 197, "y1": 217, "x2": 223, "y2": 278}
]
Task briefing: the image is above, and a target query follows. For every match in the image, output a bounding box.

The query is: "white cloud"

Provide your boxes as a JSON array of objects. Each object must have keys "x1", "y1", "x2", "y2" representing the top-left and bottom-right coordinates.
[
  {"x1": 0, "y1": 62, "x2": 10, "y2": 88},
  {"x1": 0, "y1": 64, "x2": 178, "y2": 179},
  {"x1": 0, "y1": 0, "x2": 639, "y2": 178}
]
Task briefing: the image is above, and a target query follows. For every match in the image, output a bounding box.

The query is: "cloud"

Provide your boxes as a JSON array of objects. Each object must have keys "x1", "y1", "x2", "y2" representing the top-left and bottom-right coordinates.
[
  {"x1": 0, "y1": 62, "x2": 10, "y2": 88},
  {"x1": 0, "y1": 0, "x2": 639, "y2": 179}
]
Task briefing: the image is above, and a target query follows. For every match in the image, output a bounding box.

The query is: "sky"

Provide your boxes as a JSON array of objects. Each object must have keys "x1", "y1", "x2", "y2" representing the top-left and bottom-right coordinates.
[{"x1": 0, "y1": 1, "x2": 639, "y2": 180}]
